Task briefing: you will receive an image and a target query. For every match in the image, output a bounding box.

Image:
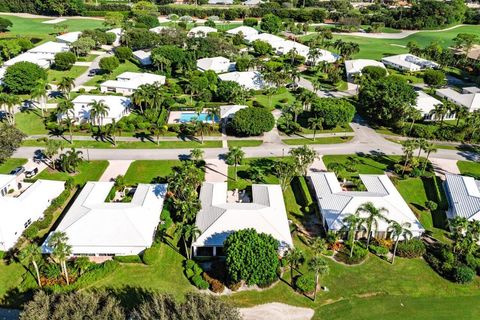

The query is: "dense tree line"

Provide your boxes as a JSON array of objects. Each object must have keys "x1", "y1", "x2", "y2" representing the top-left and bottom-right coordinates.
[{"x1": 0, "y1": 0, "x2": 85, "y2": 16}]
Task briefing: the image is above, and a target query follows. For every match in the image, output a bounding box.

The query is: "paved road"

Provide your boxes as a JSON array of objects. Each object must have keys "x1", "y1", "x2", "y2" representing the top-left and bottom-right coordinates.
[
  {"x1": 74, "y1": 53, "x2": 111, "y2": 88},
  {"x1": 296, "y1": 77, "x2": 356, "y2": 98}
]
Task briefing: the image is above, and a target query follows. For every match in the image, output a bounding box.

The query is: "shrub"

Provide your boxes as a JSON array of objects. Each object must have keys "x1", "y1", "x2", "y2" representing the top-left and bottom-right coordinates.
[
  {"x1": 192, "y1": 263, "x2": 203, "y2": 276},
  {"x1": 54, "y1": 52, "x2": 76, "y2": 70},
  {"x1": 3, "y1": 61, "x2": 48, "y2": 94},
  {"x1": 369, "y1": 245, "x2": 389, "y2": 256},
  {"x1": 0, "y1": 251, "x2": 5, "y2": 260},
  {"x1": 99, "y1": 56, "x2": 120, "y2": 73},
  {"x1": 453, "y1": 265, "x2": 475, "y2": 284},
  {"x1": 396, "y1": 239, "x2": 426, "y2": 258},
  {"x1": 423, "y1": 69, "x2": 446, "y2": 87},
  {"x1": 191, "y1": 275, "x2": 209, "y2": 290},
  {"x1": 295, "y1": 274, "x2": 315, "y2": 294},
  {"x1": 23, "y1": 225, "x2": 39, "y2": 240},
  {"x1": 203, "y1": 273, "x2": 225, "y2": 293},
  {"x1": 0, "y1": 17, "x2": 13, "y2": 32},
  {"x1": 113, "y1": 255, "x2": 142, "y2": 263},
  {"x1": 185, "y1": 259, "x2": 196, "y2": 270},
  {"x1": 114, "y1": 46, "x2": 132, "y2": 62},
  {"x1": 142, "y1": 247, "x2": 158, "y2": 265},
  {"x1": 185, "y1": 268, "x2": 195, "y2": 279},
  {"x1": 341, "y1": 245, "x2": 368, "y2": 264},
  {"x1": 244, "y1": 17, "x2": 258, "y2": 27},
  {"x1": 231, "y1": 107, "x2": 275, "y2": 136}
]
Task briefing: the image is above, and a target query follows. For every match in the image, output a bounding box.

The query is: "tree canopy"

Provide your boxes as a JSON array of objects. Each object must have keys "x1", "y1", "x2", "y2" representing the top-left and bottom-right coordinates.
[
  {"x1": 311, "y1": 98, "x2": 356, "y2": 128},
  {"x1": 0, "y1": 124, "x2": 26, "y2": 163},
  {"x1": 231, "y1": 107, "x2": 275, "y2": 136},
  {"x1": 3, "y1": 61, "x2": 48, "y2": 94}
]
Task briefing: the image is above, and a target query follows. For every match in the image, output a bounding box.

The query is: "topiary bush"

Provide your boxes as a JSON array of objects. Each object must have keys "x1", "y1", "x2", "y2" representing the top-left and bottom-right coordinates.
[
  {"x1": 231, "y1": 107, "x2": 275, "y2": 136},
  {"x1": 113, "y1": 255, "x2": 142, "y2": 263},
  {"x1": 396, "y1": 239, "x2": 426, "y2": 258},
  {"x1": 453, "y1": 265, "x2": 475, "y2": 284},
  {"x1": 295, "y1": 274, "x2": 315, "y2": 294},
  {"x1": 191, "y1": 275, "x2": 209, "y2": 290}
]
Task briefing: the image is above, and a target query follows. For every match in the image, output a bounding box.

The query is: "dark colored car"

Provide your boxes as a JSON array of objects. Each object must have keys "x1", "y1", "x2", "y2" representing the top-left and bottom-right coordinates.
[
  {"x1": 10, "y1": 166, "x2": 25, "y2": 176},
  {"x1": 88, "y1": 69, "x2": 98, "y2": 76},
  {"x1": 25, "y1": 168, "x2": 39, "y2": 178}
]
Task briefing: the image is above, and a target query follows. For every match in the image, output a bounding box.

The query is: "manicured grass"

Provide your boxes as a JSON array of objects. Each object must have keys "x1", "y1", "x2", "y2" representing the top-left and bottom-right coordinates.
[
  {"x1": 227, "y1": 140, "x2": 263, "y2": 148},
  {"x1": 48, "y1": 66, "x2": 88, "y2": 84},
  {"x1": 0, "y1": 262, "x2": 29, "y2": 301},
  {"x1": 249, "y1": 87, "x2": 296, "y2": 111},
  {"x1": 227, "y1": 157, "x2": 284, "y2": 190},
  {"x1": 302, "y1": 25, "x2": 480, "y2": 60},
  {"x1": 15, "y1": 110, "x2": 48, "y2": 135},
  {"x1": 0, "y1": 15, "x2": 104, "y2": 41},
  {"x1": 84, "y1": 60, "x2": 143, "y2": 86},
  {"x1": 124, "y1": 160, "x2": 181, "y2": 184},
  {"x1": 282, "y1": 136, "x2": 352, "y2": 145},
  {"x1": 457, "y1": 161, "x2": 480, "y2": 179},
  {"x1": 0, "y1": 158, "x2": 27, "y2": 174},
  {"x1": 22, "y1": 139, "x2": 223, "y2": 149},
  {"x1": 35, "y1": 160, "x2": 108, "y2": 185},
  {"x1": 322, "y1": 154, "x2": 398, "y2": 177}
]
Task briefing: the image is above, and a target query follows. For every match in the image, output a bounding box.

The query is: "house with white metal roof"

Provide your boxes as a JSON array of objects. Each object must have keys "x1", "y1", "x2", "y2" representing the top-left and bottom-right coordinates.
[
  {"x1": 436, "y1": 87, "x2": 480, "y2": 111},
  {"x1": 188, "y1": 26, "x2": 217, "y2": 38},
  {"x1": 196, "y1": 56, "x2": 235, "y2": 73},
  {"x1": 310, "y1": 172, "x2": 424, "y2": 239},
  {"x1": 0, "y1": 176, "x2": 64, "y2": 251},
  {"x1": 226, "y1": 26, "x2": 259, "y2": 38},
  {"x1": 100, "y1": 72, "x2": 166, "y2": 95},
  {"x1": 414, "y1": 90, "x2": 451, "y2": 121},
  {"x1": 132, "y1": 50, "x2": 152, "y2": 66},
  {"x1": 208, "y1": 0, "x2": 233, "y2": 4},
  {"x1": 218, "y1": 71, "x2": 265, "y2": 90},
  {"x1": 56, "y1": 31, "x2": 81, "y2": 44},
  {"x1": 42, "y1": 182, "x2": 167, "y2": 256},
  {"x1": 381, "y1": 54, "x2": 438, "y2": 72},
  {"x1": 345, "y1": 59, "x2": 386, "y2": 79},
  {"x1": 219, "y1": 105, "x2": 248, "y2": 120},
  {"x1": 192, "y1": 182, "x2": 293, "y2": 257},
  {"x1": 59, "y1": 95, "x2": 131, "y2": 125},
  {"x1": 444, "y1": 174, "x2": 480, "y2": 222},
  {"x1": 244, "y1": 32, "x2": 284, "y2": 45},
  {"x1": 4, "y1": 41, "x2": 70, "y2": 69}
]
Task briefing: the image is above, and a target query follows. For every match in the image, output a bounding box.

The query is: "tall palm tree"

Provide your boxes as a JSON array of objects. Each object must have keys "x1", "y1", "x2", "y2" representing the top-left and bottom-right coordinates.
[
  {"x1": 401, "y1": 139, "x2": 416, "y2": 175},
  {"x1": 194, "y1": 120, "x2": 209, "y2": 144},
  {"x1": 308, "y1": 116, "x2": 323, "y2": 141},
  {"x1": 311, "y1": 237, "x2": 327, "y2": 257},
  {"x1": 190, "y1": 148, "x2": 204, "y2": 163},
  {"x1": 89, "y1": 100, "x2": 109, "y2": 127},
  {"x1": 56, "y1": 98, "x2": 75, "y2": 125},
  {"x1": 455, "y1": 106, "x2": 469, "y2": 127},
  {"x1": 431, "y1": 102, "x2": 448, "y2": 126},
  {"x1": 58, "y1": 76, "x2": 75, "y2": 98},
  {"x1": 206, "y1": 106, "x2": 219, "y2": 125},
  {"x1": 342, "y1": 213, "x2": 363, "y2": 257},
  {"x1": 47, "y1": 231, "x2": 72, "y2": 285},
  {"x1": 388, "y1": 221, "x2": 412, "y2": 264},
  {"x1": 284, "y1": 248, "x2": 305, "y2": 285},
  {"x1": 467, "y1": 110, "x2": 480, "y2": 142},
  {"x1": 415, "y1": 138, "x2": 427, "y2": 159},
  {"x1": 176, "y1": 222, "x2": 201, "y2": 260},
  {"x1": 31, "y1": 79, "x2": 51, "y2": 117},
  {"x1": 59, "y1": 148, "x2": 83, "y2": 173},
  {"x1": 308, "y1": 256, "x2": 329, "y2": 301},
  {"x1": 289, "y1": 101, "x2": 303, "y2": 124},
  {"x1": 356, "y1": 202, "x2": 388, "y2": 247},
  {"x1": 226, "y1": 146, "x2": 245, "y2": 181},
  {"x1": 422, "y1": 142, "x2": 437, "y2": 173},
  {"x1": 18, "y1": 243, "x2": 43, "y2": 287},
  {"x1": 5, "y1": 94, "x2": 21, "y2": 126}
]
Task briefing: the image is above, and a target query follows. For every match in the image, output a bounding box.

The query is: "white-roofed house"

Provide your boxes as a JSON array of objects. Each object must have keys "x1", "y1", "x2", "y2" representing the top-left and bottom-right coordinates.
[
  {"x1": 42, "y1": 182, "x2": 167, "y2": 257},
  {"x1": 344, "y1": 59, "x2": 386, "y2": 80},
  {"x1": 226, "y1": 26, "x2": 259, "y2": 38},
  {"x1": 4, "y1": 41, "x2": 70, "y2": 69},
  {"x1": 436, "y1": 87, "x2": 480, "y2": 112},
  {"x1": 244, "y1": 32, "x2": 284, "y2": 45},
  {"x1": 100, "y1": 72, "x2": 166, "y2": 95},
  {"x1": 208, "y1": 0, "x2": 234, "y2": 4},
  {"x1": 61, "y1": 95, "x2": 131, "y2": 125},
  {"x1": 306, "y1": 48, "x2": 340, "y2": 65},
  {"x1": 218, "y1": 71, "x2": 265, "y2": 90},
  {"x1": 196, "y1": 57, "x2": 235, "y2": 73},
  {"x1": 56, "y1": 31, "x2": 82, "y2": 44},
  {"x1": 309, "y1": 172, "x2": 424, "y2": 239},
  {"x1": 107, "y1": 28, "x2": 122, "y2": 46},
  {"x1": 188, "y1": 26, "x2": 217, "y2": 38},
  {"x1": 192, "y1": 182, "x2": 293, "y2": 257},
  {"x1": 133, "y1": 50, "x2": 152, "y2": 66},
  {"x1": 414, "y1": 90, "x2": 452, "y2": 121},
  {"x1": 381, "y1": 54, "x2": 438, "y2": 72},
  {"x1": 0, "y1": 176, "x2": 64, "y2": 251},
  {"x1": 444, "y1": 174, "x2": 480, "y2": 222},
  {"x1": 219, "y1": 105, "x2": 248, "y2": 121}
]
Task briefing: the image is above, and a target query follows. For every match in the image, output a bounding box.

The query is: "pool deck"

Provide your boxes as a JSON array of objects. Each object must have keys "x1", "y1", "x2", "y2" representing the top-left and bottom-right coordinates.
[{"x1": 168, "y1": 110, "x2": 218, "y2": 124}]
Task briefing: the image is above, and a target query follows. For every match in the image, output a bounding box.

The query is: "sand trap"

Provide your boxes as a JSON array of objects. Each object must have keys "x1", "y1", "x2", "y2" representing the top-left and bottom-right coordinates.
[
  {"x1": 42, "y1": 18, "x2": 66, "y2": 24},
  {"x1": 240, "y1": 302, "x2": 314, "y2": 320}
]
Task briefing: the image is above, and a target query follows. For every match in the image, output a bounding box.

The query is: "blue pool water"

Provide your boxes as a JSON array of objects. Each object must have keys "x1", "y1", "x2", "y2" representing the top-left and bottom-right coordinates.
[{"x1": 179, "y1": 113, "x2": 218, "y2": 123}]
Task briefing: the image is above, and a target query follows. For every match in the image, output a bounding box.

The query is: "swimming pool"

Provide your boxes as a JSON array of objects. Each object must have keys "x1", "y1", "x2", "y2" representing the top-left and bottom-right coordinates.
[{"x1": 179, "y1": 112, "x2": 218, "y2": 123}]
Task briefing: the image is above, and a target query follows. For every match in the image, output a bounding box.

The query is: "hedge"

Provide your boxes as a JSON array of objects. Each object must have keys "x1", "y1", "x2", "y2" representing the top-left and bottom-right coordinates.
[
  {"x1": 83, "y1": 10, "x2": 130, "y2": 17},
  {"x1": 113, "y1": 255, "x2": 143, "y2": 263}
]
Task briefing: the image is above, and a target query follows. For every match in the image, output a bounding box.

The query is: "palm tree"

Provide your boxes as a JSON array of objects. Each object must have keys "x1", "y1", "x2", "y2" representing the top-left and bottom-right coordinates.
[
  {"x1": 311, "y1": 237, "x2": 327, "y2": 257},
  {"x1": 58, "y1": 148, "x2": 83, "y2": 173},
  {"x1": 415, "y1": 138, "x2": 427, "y2": 159},
  {"x1": 47, "y1": 231, "x2": 72, "y2": 285},
  {"x1": 62, "y1": 117, "x2": 75, "y2": 144},
  {"x1": 89, "y1": 100, "x2": 109, "y2": 127},
  {"x1": 422, "y1": 142, "x2": 437, "y2": 173},
  {"x1": 190, "y1": 148, "x2": 204, "y2": 163},
  {"x1": 289, "y1": 101, "x2": 303, "y2": 124},
  {"x1": 357, "y1": 202, "x2": 388, "y2": 247},
  {"x1": 308, "y1": 116, "x2": 323, "y2": 141},
  {"x1": 56, "y1": 98, "x2": 75, "y2": 125},
  {"x1": 226, "y1": 146, "x2": 245, "y2": 181},
  {"x1": 455, "y1": 106, "x2": 469, "y2": 127},
  {"x1": 401, "y1": 139, "x2": 416, "y2": 175},
  {"x1": 194, "y1": 120, "x2": 209, "y2": 144},
  {"x1": 308, "y1": 256, "x2": 329, "y2": 301},
  {"x1": 4, "y1": 94, "x2": 21, "y2": 126},
  {"x1": 431, "y1": 102, "x2": 448, "y2": 126},
  {"x1": 388, "y1": 221, "x2": 412, "y2": 264},
  {"x1": 206, "y1": 106, "x2": 219, "y2": 125},
  {"x1": 18, "y1": 243, "x2": 43, "y2": 287},
  {"x1": 31, "y1": 79, "x2": 51, "y2": 117},
  {"x1": 176, "y1": 222, "x2": 201, "y2": 260},
  {"x1": 467, "y1": 110, "x2": 480, "y2": 141},
  {"x1": 342, "y1": 213, "x2": 363, "y2": 257},
  {"x1": 284, "y1": 248, "x2": 305, "y2": 285},
  {"x1": 58, "y1": 76, "x2": 75, "y2": 98}
]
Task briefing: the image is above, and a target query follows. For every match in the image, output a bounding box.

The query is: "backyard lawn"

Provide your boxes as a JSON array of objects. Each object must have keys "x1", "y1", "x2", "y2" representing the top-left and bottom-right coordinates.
[
  {"x1": 48, "y1": 66, "x2": 89, "y2": 84},
  {"x1": 457, "y1": 161, "x2": 480, "y2": 179},
  {"x1": 249, "y1": 88, "x2": 296, "y2": 111},
  {"x1": 0, "y1": 158, "x2": 27, "y2": 174},
  {"x1": 15, "y1": 110, "x2": 48, "y2": 135},
  {"x1": 124, "y1": 160, "x2": 181, "y2": 185},
  {"x1": 35, "y1": 160, "x2": 108, "y2": 185}
]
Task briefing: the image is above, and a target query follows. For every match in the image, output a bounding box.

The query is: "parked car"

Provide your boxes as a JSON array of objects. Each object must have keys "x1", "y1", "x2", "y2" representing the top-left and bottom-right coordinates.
[
  {"x1": 24, "y1": 168, "x2": 39, "y2": 178},
  {"x1": 88, "y1": 69, "x2": 98, "y2": 76},
  {"x1": 10, "y1": 166, "x2": 25, "y2": 176}
]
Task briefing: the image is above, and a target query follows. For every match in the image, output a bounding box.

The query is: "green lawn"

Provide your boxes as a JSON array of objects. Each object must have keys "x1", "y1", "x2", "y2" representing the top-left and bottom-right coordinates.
[
  {"x1": 282, "y1": 136, "x2": 352, "y2": 145},
  {"x1": 124, "y1": 160, "x2": 181, "y2": 185},
  {"x1": 35, "y1": 160, "x2": 108, "y2": 185},
  {"x1": 227, "y1": 157, "x2": 284, "y2": 190},
  {"x1": 227, "y1": 140, "x2": 263, "y2": 148},
  {"x1": 322, "y1": 154, "x2": 398, "y2": 178},
  {"x1": 249, "y1": 88, "x2": 296, "y2": 111},
  {"x1": 302, "y1": 25, "x2": 480, "y2": 60},
  {"x1": 15, "y1": 110, "x2": 48, "y2": 135},
  {"x1": 48, "y1": 66, "x2": 89, "y2": 84},
  {"x1": 22, "y1": 139, "x2": 223, "y2": 149},
  {"x1": 457, "y1": 161, "x2": 480, "y2": 179},
  {"x1": 0, "y1": 158, "x2": 27, "y2": 174},
  {"x1": 0, "y1": 15, "x2": 104, "y2": 41},
  {"x1": 84, "y1": 60, "x2": 143, "y2": 86}
]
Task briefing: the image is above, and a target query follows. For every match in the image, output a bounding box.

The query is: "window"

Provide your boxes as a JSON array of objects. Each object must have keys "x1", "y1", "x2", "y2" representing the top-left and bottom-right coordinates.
[
  {"x1": 215, "y1": 246, "x2": 225, "y2": 256},
  {"x1": 196, "y1": 246, "x2": 214, "y2": 257}
]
